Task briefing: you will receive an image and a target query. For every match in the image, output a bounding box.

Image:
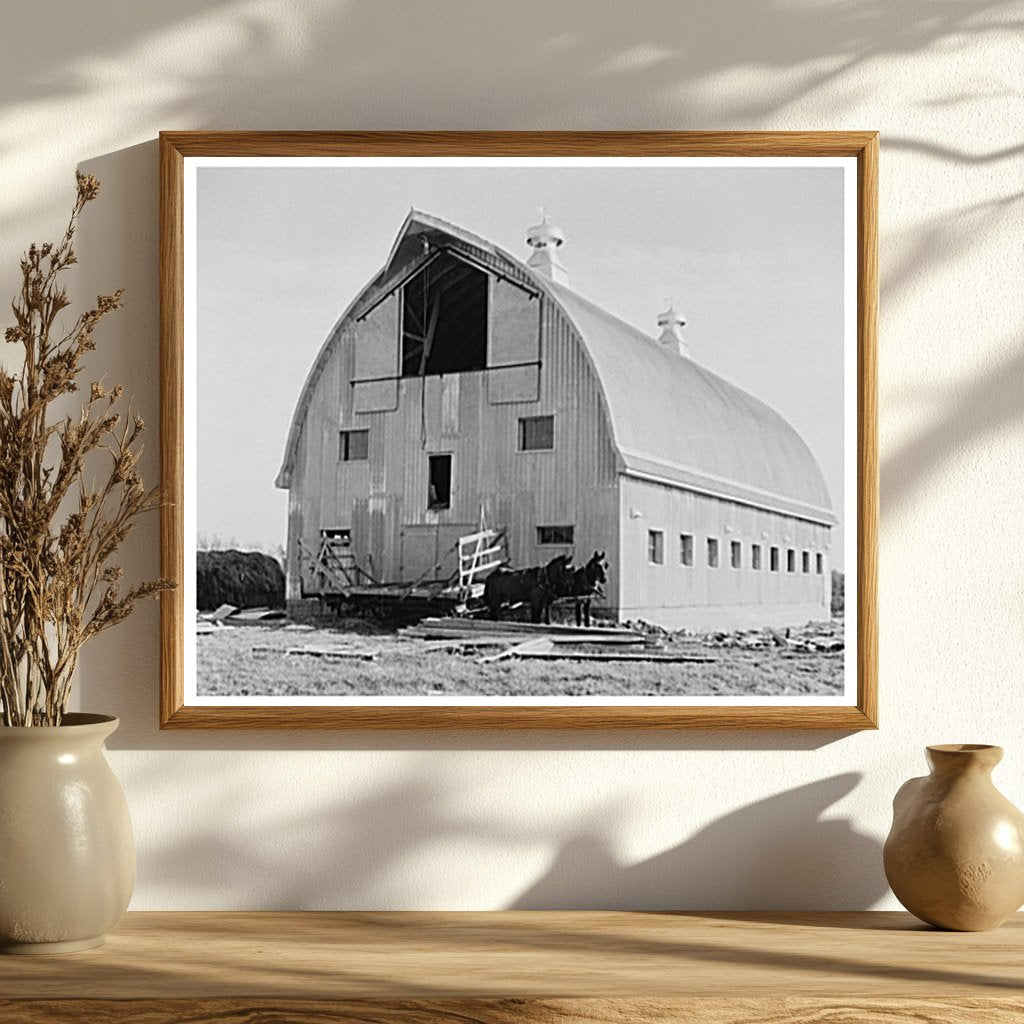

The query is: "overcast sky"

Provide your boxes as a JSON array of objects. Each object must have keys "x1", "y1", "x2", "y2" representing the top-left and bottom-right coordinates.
[{"x1": 196, "y1": 161, "x2": 848, "y2": 567}]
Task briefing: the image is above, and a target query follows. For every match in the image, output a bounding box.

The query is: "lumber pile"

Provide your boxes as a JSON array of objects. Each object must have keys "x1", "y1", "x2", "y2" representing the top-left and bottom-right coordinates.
[
  {"x1": 398, "y1": 617, "x2": 713, "y2": 665},
  {"x1": 403, "y1": 617, "x2": 643, "y2": 641}
]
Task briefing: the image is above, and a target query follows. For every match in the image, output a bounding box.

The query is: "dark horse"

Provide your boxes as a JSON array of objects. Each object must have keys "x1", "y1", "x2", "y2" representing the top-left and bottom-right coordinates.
[
  {"x1": 484, "y1": 554, "x2": 570, "y2": 624},
  {"x1": 555, "y1": 550, "x2": 608, "y2": 627}
]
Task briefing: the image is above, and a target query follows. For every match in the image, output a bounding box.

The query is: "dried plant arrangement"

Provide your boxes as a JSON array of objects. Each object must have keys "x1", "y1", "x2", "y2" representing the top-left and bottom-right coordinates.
[{"x1": 0, "y1": 173, "x2": 172, "y2": 726}]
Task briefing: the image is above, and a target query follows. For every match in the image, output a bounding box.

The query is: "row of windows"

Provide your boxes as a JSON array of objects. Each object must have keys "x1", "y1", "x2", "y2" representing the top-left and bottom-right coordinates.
[
  {"x1": 651, "y1": 531, "x2": 824, "y2": 575},
  {"x1": 340, "y1": 415, "x2": 555, "y2": 466}
]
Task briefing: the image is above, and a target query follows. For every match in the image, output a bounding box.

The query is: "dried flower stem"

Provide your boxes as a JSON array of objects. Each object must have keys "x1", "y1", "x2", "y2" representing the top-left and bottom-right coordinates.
[{"x1": 0, "y1": 173, "x2": 173, "y2": 726}]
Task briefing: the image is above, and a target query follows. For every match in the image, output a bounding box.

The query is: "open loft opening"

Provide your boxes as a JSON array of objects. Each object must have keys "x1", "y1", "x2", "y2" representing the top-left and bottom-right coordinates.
[{"x1": 402, "y1": 252, "x2": 489, "y2": 377}]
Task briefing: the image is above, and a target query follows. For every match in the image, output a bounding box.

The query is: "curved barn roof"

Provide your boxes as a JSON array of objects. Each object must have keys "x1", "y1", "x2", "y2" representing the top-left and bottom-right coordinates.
[
  {"x1": 543, "y1": 280, "x2": 835, "y2": 524},
  {"x1": 276, "y1": 212, "x2": 835, "y2": 526}
]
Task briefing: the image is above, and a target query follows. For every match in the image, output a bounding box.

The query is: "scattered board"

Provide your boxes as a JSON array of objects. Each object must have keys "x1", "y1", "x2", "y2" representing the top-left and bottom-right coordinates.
[
  {"x1": 252, "y1": 645, "x2": 380, "y2": 662},
  {"x1": 407, "y1": 629, "x2": 643, "y2": 647},
  {"x1": 512, "y1": 650, "x2": 715, "y2": 664},
  {"x1": 198, "y1": 604, "x2": 238, "y2": 623},
  {"x1": 477, "y1": 638, "x2": 555, "y2": 665}
]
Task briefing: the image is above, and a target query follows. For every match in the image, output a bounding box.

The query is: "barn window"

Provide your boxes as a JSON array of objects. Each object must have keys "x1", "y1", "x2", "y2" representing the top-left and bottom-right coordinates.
[
  {"x1": 786, "y1": 548, "x2": 796, "y2": 573},
  {"x1": 802, "y1": 550, "x2": 811, "y2": 573},
  {"x1": 751, "y1": 544, "x2": 762, "y2": 570},
  {"x1": 648, "y1": 530, "x2": 664, "y2": 565},
  {"x1": 770, "y1": 546, "x2": 780, "y2": 572},
  {"x1": 679, "y1": 533, "x2": 694, "y2": 567},
  {"x1": 707, "y1": 537, "x2": 720, "y2": 569},
  {"x1": 427, "y1": 454, "x2": 452, "y2": 510},
  {"x1": 339, "y1": 429, "x2": 369, "y2": 462},
  {"x1": 402, "y1": 252, "x2": 488, "y2": 377},
  {"x1": 816, "y1": 552, "x2": 824, "y2": 574},
  {"x1": 537, "y1": 525, "x2": 574, "y2": 545},
  {"x1": 730, "y1": 540, "x2": 742, "y2": 569},
  {"x1": 518, "y1": 415, "x2": 554, "y2": 451}
]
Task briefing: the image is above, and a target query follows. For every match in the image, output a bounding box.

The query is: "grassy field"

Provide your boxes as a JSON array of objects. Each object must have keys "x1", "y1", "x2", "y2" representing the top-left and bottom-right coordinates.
[{"x1": 196, "y1": 620, "x2": 844, "y2": 698}]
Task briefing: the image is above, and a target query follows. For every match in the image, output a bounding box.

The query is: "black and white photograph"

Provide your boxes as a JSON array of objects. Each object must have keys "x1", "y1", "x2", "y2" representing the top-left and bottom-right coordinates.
[{"x1": 176, "y1": 147, "x2": 866, "y2": 716}]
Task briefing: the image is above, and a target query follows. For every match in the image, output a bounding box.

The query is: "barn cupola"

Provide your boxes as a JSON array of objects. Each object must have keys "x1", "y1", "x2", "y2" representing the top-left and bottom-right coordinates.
[
  {"x1": 657, "y1": 302, "x2": 690, "y2": 358},
  {"x1": 526, "y1": 210, "x2": 568, "y2": 286}
]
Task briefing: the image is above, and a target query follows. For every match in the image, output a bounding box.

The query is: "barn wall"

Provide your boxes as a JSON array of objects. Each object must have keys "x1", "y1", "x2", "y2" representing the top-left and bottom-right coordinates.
[
  {"x1": 617, "y1": 476, "x2": 832, "y2": 630},
  {"x1": 288, "y1": 252, "x2": 621, "y2": 590}
]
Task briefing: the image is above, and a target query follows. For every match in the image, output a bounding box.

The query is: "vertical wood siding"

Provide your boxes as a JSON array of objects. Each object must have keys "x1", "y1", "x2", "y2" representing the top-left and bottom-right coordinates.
[{"x1": 286, "y1": 240, "x2": 621, "y2": 591}]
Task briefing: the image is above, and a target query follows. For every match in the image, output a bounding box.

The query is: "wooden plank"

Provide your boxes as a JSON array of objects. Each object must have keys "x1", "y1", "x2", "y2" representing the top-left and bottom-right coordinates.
[
  {"x1": 0, "y1": 910, "x2": 1021, "y2": 1007},
  {"x1": 473, "y1": 638, "x2": 552, "y2": 663},
  {"x1": 416, "y1": 617, "x2": 641, "y2": 639},
  {"x1": 404, "y1": 630, "x2": 644, "y2": 646},
  {"x1": 3, "y1": 996, "x2": 1021, "y2": 1024},
  {"x1": 514, "y1": 650, "x2": 714, "y2": 664},
  {"x1": 251, "y1": 645, "x2": 380, "y2": 661},
  {"x1": 462, "y1": 557, "x2": 505, "y2": 576},
  {"x1": 477, "y1": 638, "x2": 555, "y2": 664}
]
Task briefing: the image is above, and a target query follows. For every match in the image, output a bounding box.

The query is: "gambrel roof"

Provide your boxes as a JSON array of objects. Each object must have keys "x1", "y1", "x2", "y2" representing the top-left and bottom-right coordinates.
[{"x1": 277, "y1": 212, "x2": 835, "y2": 526}]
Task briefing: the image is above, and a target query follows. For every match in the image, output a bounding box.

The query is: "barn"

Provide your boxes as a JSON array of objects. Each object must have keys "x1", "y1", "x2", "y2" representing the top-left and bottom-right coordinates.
[{"x1": 275, "y1": 210, "x2": 836, "y2": 630}]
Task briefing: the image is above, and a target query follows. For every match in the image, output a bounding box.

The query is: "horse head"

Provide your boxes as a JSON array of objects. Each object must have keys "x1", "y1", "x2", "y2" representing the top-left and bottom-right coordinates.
[{"x1": 587, "y1": 550, "x2": 608, "y2": 588}]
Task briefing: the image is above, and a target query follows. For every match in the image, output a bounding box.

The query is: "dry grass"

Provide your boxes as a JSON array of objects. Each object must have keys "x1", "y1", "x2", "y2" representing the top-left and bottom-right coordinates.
[{"x1": 196, "y1": 623, "x2": 843, "y2": 698}]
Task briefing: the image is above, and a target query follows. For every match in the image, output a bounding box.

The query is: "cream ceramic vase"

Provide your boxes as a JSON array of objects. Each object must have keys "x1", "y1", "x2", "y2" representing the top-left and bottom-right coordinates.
[
  {"x1": 884, "y1": 744, "x2": 1024, "y2": 931},
  {"x1": 0, "y1": 713, "x2": 135, "y2": 953}
]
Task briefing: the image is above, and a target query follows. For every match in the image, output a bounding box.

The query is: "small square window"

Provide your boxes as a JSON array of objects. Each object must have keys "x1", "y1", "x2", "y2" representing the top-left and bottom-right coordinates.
[
  {"x1": 802, "y1": 550, "x2": 811, "y2": 573},
  {"x1": 648, "y1": 530, "x2": 664, "y2": 565},
  {"x1": 751, "y1": 544, "x2": 762, "y2": 571},
  {"x1": 537, "y1": 525, "x2": 574, "y2": 545},
  {"x1": 770, "y1": 546, "x2": 780, "y2": 572},
  {"x1": 339, "y1": 429, "x2": 369, "y2": 462},
  {"x1": 707, "y1": 537, "x2": 720, "y2": 569},
  {"x1": 518, "y1": 415, "x2": 554, "y2": 451},
  {"x1": 679, "y1": 533, "x2": 694, "y2": 567},
  {"x1": 787, "y1": 548, "x2": 796, "y2": 573},
  {"x1": 730, "y1": 540, "x2": 742, "y2": 569},
  {"x1": 816, "y1": 552, "x2": 824, "y2": 575}
]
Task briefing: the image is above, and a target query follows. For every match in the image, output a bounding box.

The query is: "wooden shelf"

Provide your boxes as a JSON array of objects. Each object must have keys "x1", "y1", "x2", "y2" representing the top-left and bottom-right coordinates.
[{"x1": 1, "y1": 911, "x2": 1021, "y2": 1022}]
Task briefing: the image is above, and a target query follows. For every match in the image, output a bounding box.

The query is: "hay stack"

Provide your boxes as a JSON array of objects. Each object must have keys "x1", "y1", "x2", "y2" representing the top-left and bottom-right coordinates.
[{"x1": 196, "y1": 550, "x2": 285, "y2": 611}]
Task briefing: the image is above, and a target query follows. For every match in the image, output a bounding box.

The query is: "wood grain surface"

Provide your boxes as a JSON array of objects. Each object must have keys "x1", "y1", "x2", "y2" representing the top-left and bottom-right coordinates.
[
  {"x1": 159, "y1": 130, "x2": 879, "y2": 731},
  {"x1": 0, "y1": 912, "x2": 1020, "y2": 1004},
  {"x1": 3, "y1": 997, "x2": 1023, "y2": 1024}
]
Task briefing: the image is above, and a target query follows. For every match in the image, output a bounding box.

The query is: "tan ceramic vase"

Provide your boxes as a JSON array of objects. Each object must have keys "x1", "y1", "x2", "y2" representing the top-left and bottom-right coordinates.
[
  {"x1": 884, "y1": 744, "x2": 1024, "y2": 931},
  {"x1": 0, "y1": 714, "x2": 135, "y2": 953}
]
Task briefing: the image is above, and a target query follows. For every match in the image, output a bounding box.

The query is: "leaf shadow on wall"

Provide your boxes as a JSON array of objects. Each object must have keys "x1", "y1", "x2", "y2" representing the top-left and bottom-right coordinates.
[
  {"x1": 129, "y1": 760, "x2": 887, "y2": 911},
  {"x1": 511, "y1": 773, "x2": 887, "y2": 910},
  {"x1": 882, "y1": 334, "x2": 1024, "y2": 512},
  {"x1": 2, "y1": 0, "x2": 1015, "y2": 154}
]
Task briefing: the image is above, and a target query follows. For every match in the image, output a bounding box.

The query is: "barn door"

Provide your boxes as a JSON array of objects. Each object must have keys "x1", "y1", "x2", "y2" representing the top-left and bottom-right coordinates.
[{"x1": 399, "y1": 524, "x2": 475, "y2": 583}]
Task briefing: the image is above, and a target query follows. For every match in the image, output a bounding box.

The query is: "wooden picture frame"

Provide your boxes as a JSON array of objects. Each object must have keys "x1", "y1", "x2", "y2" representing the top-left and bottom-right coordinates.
[{"x1": 160, "y1": 131, "x2": 877, "y2": 729}]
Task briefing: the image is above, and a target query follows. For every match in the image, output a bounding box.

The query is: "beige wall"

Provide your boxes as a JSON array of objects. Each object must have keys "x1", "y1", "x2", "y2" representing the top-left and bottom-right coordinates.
[{"x1": 1, "y1": 1, "x2": 1020, "y2": 910}]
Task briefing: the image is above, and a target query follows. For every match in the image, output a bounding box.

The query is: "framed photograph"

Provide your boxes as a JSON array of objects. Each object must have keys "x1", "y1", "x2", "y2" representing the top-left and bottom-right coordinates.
[{"x1": 160, "y1": 131, "x2": 877, "y2": 729}]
